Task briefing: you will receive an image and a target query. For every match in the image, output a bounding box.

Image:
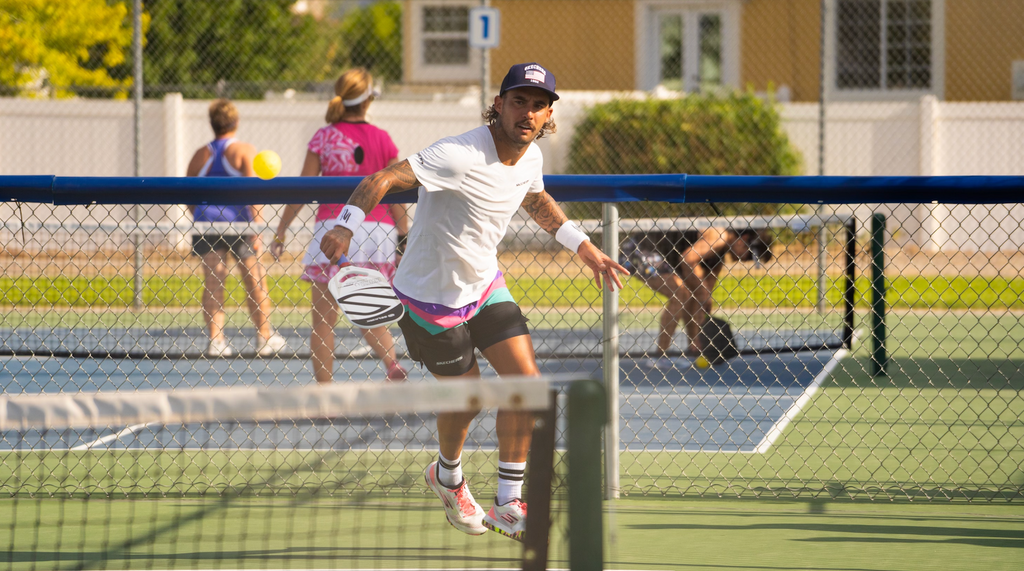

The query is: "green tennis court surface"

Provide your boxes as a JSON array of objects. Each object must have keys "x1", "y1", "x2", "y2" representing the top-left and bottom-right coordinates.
[
  {"x1": 3, "y1": 494, "x2": 1021, "y2": 570},
  {"x1": 606, "y1": 497, "x2": 1024, "y2": 571},
  {"x1": 616, "y1": 310, "x2": 1024, "y2": 499},
  {"x1": 0, "y1": 378, "x2": 578, "y2": 571},
  {"x1": 2, "y1": 306, "x2": 1021, "y2": 570}
]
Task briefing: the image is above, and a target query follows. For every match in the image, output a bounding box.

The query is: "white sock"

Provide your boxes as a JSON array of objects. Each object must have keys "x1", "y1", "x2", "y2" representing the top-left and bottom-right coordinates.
[
  {"x1": 437, "y1": 452, "x2": 462, "y2": 488},
  {"x1": 497, "y1": 461, "x2": 526, "y2": 505}
]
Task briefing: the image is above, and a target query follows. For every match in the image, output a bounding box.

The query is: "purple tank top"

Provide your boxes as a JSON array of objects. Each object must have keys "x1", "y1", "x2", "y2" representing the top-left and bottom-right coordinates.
[{"x1": 194, "y1": 138, "x2": 252, "y2": 223}]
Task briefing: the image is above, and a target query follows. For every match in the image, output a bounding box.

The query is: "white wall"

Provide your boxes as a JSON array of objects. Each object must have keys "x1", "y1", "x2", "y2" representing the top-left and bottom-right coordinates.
[
  {"x1": 1, "y1": 94, "x2": 1022, "y2": 253},
  {"x1": 781, "y1": 97, "x2": 1024, "y2": 252}
]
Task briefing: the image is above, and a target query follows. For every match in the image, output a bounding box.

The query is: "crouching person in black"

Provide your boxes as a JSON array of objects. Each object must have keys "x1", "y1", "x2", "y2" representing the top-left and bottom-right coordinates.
[{"x1": 622, "y1": 227, "x2": 772, "y2": 363}]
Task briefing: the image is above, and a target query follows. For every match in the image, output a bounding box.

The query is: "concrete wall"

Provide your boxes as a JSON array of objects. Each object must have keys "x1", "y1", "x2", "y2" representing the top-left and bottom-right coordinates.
[
  {"x1": 946, "y1": 0, "x2": 1024, "y2": 102},
  {"x1": 402, "y1": 0, "x2": 636, "y2": 91},
  {"x1": 490, "y1": 0, "x2": 636, "y2": 91},
  {"x1": 742, "y1": 0, "x2": 822, "y2": 103},
  {"x1": 401, "y1": 0, "x2": 1024, "y2": 102},
  {"x1": 1, "y1": 93, "x2": 1022, "y2": 253}
]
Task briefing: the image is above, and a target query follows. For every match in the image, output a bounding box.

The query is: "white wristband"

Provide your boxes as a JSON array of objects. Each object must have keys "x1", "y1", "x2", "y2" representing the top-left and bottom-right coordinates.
[
  {"x1": 330, "y1": 205, "x2": 366, "y2": 233},
  {"x1": 555, "y1": 221, "x2": 589, "y2": 253}
]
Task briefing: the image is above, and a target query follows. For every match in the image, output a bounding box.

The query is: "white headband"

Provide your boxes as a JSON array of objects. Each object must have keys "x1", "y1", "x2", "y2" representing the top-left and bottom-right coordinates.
[{"x1": 342, "y1": 84, "x2": 381, "y2": 106}]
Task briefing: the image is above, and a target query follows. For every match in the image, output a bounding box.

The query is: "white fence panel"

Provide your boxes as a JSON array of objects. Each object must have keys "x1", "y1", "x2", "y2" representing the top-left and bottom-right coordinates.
[{"x1": 1, "y1": 95, "x2": 1022, "y2": 252}]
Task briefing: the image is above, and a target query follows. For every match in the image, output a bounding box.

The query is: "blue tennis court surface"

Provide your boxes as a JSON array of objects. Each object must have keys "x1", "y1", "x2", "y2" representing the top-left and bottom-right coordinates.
[
  {"x1": 1, "y1": 330, "x2": 848, "y2": 455},
  {"x1": 541, "y1": 350, "x2": 845, "y2": 452}
]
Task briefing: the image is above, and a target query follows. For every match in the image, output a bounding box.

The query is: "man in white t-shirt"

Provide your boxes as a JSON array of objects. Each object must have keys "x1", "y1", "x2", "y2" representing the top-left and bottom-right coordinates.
[{"x1": 321, "y1": 62, "x2": 627, "y2": 541}]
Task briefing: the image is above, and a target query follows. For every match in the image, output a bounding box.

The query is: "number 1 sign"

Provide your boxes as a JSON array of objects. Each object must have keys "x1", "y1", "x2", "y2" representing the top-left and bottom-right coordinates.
[{"x1": 469, "y1": 6, "x2": 500, "y2": 49}]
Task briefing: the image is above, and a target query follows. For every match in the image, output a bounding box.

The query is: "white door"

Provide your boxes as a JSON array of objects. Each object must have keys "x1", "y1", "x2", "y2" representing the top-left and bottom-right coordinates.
[
  {"x1": 637, "y1": 1, "x2": 739, "y2": 92},
  {"x1": 657, "y1": 9, "x2": 723, "y2": 92}
]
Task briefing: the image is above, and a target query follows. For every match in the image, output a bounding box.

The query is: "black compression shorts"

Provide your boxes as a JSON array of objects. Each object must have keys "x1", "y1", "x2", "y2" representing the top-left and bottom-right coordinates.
[
  {"x1": 398, "y1": 301, "x2": 530, "y2": 377},
  {"x1": 192, "y1": 234, "x2": 258, "y2": 260}
]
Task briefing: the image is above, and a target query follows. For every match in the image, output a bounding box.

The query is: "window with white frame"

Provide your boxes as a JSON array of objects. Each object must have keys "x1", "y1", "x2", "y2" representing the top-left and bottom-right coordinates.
[
  {"x1": 409, "y1": 1, "x2": 479, "y2": 83},
  {"x1": 832, "y1": 0, "x2": 943, "y2": 97},
  {"x1": 635, "y1": 1, "x2": 740, "y2": 93},
  {"x1": 423, "y1": 5, "x2": 470, "y2": 65}
]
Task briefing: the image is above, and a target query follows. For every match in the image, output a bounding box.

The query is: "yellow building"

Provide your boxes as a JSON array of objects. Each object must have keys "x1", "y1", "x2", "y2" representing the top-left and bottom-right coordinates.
[{"x1": 403, "y1": 0, "x2": 1024, "y2": 102}]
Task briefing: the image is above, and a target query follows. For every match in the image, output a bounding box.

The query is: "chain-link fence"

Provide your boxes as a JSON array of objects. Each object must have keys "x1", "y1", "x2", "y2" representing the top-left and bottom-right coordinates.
[
  {"x1": 4, "y1": 0, "x2": 1023, "y2": 176},
  {"x1": 2, "y1": 188, "x2": 1021, "y2": 501},
  {"x1": 1, "y1": 0, "x2": 1022, "y2": 503}
]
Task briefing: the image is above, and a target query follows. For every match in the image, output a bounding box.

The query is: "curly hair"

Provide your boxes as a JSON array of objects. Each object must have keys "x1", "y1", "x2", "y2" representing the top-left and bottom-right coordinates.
[{"x1": 482, "y1": 100, "x2": 557, "y2": 140}]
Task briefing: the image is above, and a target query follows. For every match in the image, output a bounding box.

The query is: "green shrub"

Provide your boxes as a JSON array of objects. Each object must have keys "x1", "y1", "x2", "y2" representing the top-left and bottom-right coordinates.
[{"x1": 565, "y1": 92, "x2": 802, "y2": 219}]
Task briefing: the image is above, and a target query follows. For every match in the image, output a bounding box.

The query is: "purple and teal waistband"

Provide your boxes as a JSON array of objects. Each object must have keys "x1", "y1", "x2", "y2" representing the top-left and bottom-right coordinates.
[{"x1": 394, "y1": 272, "x2": 514, "y2": 335}]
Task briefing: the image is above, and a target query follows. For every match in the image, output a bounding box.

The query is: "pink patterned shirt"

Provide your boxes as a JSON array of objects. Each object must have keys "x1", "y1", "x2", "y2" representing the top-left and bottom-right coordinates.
[{"x1": 307, "y1": 121, "x2": 400, "y2": 224}]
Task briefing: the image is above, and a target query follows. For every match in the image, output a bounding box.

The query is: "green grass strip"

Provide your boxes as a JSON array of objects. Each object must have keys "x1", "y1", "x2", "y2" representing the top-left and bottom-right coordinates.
[{"x1": 1, "y1": 274, "x2": 1022, "y2": 310}]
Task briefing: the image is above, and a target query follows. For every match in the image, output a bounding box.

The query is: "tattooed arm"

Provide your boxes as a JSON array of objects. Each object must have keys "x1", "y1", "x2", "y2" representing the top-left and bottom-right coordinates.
[
  {"x1": 320, "y1": 160, "x2": 420, "y2": 263},
  {"x1": 521, "y1": 191, "x2": 628, "y2": 291},
  {"x1": 521, "y1": 191, "x2": 568, "y2": 236},
  {"x1": 344, "y1": 159, "x2": 420, "y2": 214}
]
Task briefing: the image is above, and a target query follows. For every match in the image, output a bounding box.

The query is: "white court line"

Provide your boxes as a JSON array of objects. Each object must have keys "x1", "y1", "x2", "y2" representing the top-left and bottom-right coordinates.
[
  {"x1": 753, "y1": 329, "x2": 864, "y2": 454},
  {"x1": 70, "y1": 422, "x2": 155, "y2": 451},
  {"x1": 0, "y1": 446, "x2": 498, "y2": 453}
]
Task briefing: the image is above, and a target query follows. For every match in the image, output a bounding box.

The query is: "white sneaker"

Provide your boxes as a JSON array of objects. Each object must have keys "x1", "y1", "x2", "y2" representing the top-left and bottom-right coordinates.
[
  {"x1": 483, "y1": 498, "x2": 527, "y2": 542},
  {"x1": 256, "y1": 332, "x2": 287, "y2": 356},
  {"x1": 424, "y1": 462, "x2": 487, "y2": 535},
  {"x1": 344, "y1": 344, "x2": 373, "y2": 358},
  {"x1": 207, "y1": 338, "x2": 234, "y2": 357}
]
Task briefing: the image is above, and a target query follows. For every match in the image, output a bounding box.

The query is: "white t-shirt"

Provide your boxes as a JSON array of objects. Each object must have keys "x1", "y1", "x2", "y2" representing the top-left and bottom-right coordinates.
[{"x1": 395, "y1": 125, "x2": 545, "y2": 308}]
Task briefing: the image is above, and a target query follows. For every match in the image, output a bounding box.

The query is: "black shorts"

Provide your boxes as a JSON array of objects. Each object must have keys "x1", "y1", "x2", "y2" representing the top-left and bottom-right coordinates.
[
  {"x1": 192, "y1": 234, "x2": 257, "y2": 260},
  {"x1": 398, "y1": 301, "x2": 531, "y2": 377}
]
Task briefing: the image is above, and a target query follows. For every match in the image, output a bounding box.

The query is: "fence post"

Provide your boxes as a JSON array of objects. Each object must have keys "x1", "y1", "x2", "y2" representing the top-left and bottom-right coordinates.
[
  {"x1": 163, "y1": 93, "x2": 190, "y2": 254},
  {"x1": 870, "y1": 213, "x2": 888, "y2": 376},
  {"x1": 131, "y1": 0, "x2": 144, "y2": 310},
  {"x1": 601, "y1": 203, "x2": 620, "y2": 500},
  {"x1": 478, "y1": 0, "x2": 491, "y2": 121},
  {"x1": 815, "y1": 0, "x2": 828, "y2": 314},
  {"x1": 568, "y1": 379, "x2": 606, "y2": 571}
]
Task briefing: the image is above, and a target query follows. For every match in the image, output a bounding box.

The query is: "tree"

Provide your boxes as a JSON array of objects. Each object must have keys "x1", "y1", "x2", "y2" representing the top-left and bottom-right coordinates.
[
  {"x1": 338, "y1": 1, "x2": 402, "y2": 82},
  {"x1": 142, "y1": 0, "x2": 328, "y2": 99},
  {"x1": 0, "y1": 0, "x2": 137, "y2": 98},
  {"x1": 565, "y1": 92, "x2": 803, "y2": 219}
]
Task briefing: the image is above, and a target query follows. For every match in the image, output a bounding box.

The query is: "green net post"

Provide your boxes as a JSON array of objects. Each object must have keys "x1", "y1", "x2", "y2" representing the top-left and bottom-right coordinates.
[
  {"x1": 870, "y1": 213, "x2": 888, "y2": 376},
  {"x1": 842, "y1": 218, "x2": 857, "y2": 348},
  {"x1": 522, "y1": 390, "x2": 557, "y2": 571},
  {"x1": 568, "y1": 379, "x2": 606, "y2": 571}
]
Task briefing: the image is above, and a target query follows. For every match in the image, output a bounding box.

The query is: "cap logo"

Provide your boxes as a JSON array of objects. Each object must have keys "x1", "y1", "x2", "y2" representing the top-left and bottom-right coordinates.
[{"x1": 524, "y1": 65, "x2": 546, "y2": 83}]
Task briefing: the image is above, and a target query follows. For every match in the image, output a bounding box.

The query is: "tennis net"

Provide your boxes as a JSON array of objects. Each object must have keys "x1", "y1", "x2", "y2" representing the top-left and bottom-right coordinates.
[
  {"x1": 1, "y1": 212, "x2": 853, "y2": 361},
  {"x1": 0, "y1": 377, "x2": 605, "y2": 571}
]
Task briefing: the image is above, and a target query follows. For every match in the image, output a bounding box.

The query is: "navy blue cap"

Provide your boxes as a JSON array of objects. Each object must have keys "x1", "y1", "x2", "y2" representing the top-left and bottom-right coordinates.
[{"x1": 499, "y1": 63, "x2": 559, "y2": 102}]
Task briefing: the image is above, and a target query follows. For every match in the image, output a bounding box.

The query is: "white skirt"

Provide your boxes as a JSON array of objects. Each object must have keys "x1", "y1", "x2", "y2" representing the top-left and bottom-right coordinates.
[{"x1": 302, "y1": 220, "x2": 397, "y2": 266}]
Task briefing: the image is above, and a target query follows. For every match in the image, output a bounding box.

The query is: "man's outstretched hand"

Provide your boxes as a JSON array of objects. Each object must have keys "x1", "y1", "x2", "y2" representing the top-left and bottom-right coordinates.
[{"x1": 577, "y1": 241, "x2": 628, "y2": 291}]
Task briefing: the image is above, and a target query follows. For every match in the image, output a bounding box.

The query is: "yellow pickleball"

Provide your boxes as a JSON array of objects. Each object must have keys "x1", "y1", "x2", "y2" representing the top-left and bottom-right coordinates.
[
  {"x1": 253, "y1": 150, "x2": 282, "y2": 180},
  {"x1": 695, "y1": 356, "x2": 711, "y2": 369}
]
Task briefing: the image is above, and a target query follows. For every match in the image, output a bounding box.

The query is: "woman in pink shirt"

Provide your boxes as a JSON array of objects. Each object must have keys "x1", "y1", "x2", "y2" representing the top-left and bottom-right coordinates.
[{"x1": 272, "y1": 68, "x2": 409, "y2": 383}]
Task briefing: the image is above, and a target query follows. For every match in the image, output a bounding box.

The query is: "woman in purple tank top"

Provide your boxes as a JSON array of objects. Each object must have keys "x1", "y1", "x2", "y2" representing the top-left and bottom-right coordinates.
[{"x1": 186, "y1": 99, "x2": 286, "y2": 358}]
